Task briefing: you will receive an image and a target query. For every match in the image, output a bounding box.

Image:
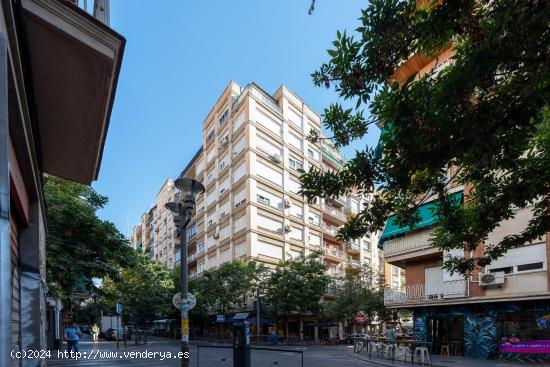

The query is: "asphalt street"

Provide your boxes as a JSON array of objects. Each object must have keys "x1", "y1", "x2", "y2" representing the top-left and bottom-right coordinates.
[{"x1": 44, "y1": 336, "x2": 370, "y2": 367}]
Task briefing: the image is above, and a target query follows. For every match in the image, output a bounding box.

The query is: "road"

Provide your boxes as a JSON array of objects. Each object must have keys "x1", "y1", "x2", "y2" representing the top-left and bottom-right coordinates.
[{"x1": 44, "y1": 336, "x2": 370, "y2": 367}]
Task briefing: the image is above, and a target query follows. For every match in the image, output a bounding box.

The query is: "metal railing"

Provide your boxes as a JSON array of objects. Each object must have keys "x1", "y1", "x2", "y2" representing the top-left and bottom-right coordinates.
[
  {"x1": 384, "y1": 280, "x2": 469, "y2": 305},
  {"x1": 323, "y1": 205, "x2": 347, "y2": 220},
  {"x1": 322, "y1": 224, "x2": 340, "y2": 236},
  {"x1": 383, "y1": 230, "x2": 433, "y2": 257},
  {"x1": 72, "y1": 0, "x2": 110, "y2": 25}
]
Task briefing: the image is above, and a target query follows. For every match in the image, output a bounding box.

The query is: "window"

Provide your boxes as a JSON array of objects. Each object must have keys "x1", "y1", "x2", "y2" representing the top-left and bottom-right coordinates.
[
  {"x1": 257, "y1": 194, "x2": 270, "y2": 206},
  {"x1": 219, "y1": 154, "x2": 229, "y2": 171},
  {"x1": 256, "y1": 134, "x2": 282, "y2": 157},
  {"x1": 257, "y1": 215, "x2": 282, "y2": 233},
  {"x1": 219, "y1": 177, "x2": 230, "y2": 194},
  {"x1": 288, "y1": 133, "x2": 303, "y2": 151},
  {"x1": 233, "y1": 162, "x2": 246, "y2": 182},
  {"x1": 198, "y1": 261, "x2": 205, "y2": 273},
  {"x1": 489, "y1": 267, "x2": 513, "y2": 274},
  {"x1": 207, "y1": 211, "x2": 217, "y2": 227},
  {"x1": 256, "y1": 188, "x2": 283, "y2": 209},
  {"x1": 288, "y1": 157, "x2": 303, "y2": 171},
  {"x1": 233, "y1": 189, "x2": 246, "y2": 208},
  {"x1": 233, "y1": 136, "x2": 246, "y2": 157},
  {"x1": 233, "y1": 112, "x2": 245, "y2": 133},
  {"x1": 392, "y1": 266, "x2": 399, "y2": 276},
  {"x1": 256, "y1": 109, "x2": 282, "y2": 136},
  {"x1": 188, "y1": 224, "x2": 197, "y2": 238},
  {"x1": 308, "y1": 234, "x2": 321, "y2": 247},
  {"x1": 219, "y1": 225, "x2": 230, "y2": 240},
  {"x1": 289, "y1": 204, "x2": 303, "y2": 219},
  {"x1": 233, "y1": 215, "x2": 246, "y2": 233},
  {"x1": 195, "y1": 159, "x2": 205, "y2": 175},
  {"x1": 517, "y1": 262, "x2": 544, "y2": 272},
  {"x1": 219, "y1": 201, "x2": 230, "y2": 218},
  {"x1": 308, "y1": 213, "x2": 320, "y2": 226},
  {"x1": 290, "y1": 227, "x2": 303, "y2": 241},
  {"x1": 287, "y1": 108, "x2": 303, "y2": 128},
  {"x1": 219, "y1": 109, "x2": 228, "y2": 125},
  {"x1": 307, "y1": 147, "x2": 320, "y2": 160},
  {"x1": 206, "y1": 148, "x2": 216, "y2": 163},
  {"x1": 206, "y1": 128, "x2": 216, "y2": 144},
  {"x1": 392, "y1": 281, "x2": 399, "y2": 290},
  {"x1": 257, "y1": 160, "x2": 283, "y2": 186},
  {"x1": 288, "y1": 178, "x2": 301, "y2": 193},
  {"x1": 198, "y1": 242, "x2": 205, "y2": 253},
  {"x1": 234, "y1": 242, "x2": 246, "y2": 257},
  {"x1": 257, "y1": 241, "x2": 283, "y2": 259},
  {"x1": 206, "y1": 191, "x2": 217, "y2": 207}
]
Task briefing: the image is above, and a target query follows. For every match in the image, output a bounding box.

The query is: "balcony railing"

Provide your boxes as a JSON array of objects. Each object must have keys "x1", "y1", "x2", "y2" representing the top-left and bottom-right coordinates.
[
  {"x1": 383, "y1": 230, "x2": 434, "y2": 258},
  {"x1": 323, "y1": 205, "x2": 347, "y2": 221},
  {"x1": 188, "y1": 253, "x2": 197, "y2": 263},
  {"x1": 72, "y1": 0, "x2": 110, "y2": 25},
  {"x1": 384, "y1": 280, "x2": 469, "y2": 305},
  {"x1": 322, "y1": 224, "x2": 340, "y2": 237},
  {"x1": 322, "y1": 244, "x2": 345, "y2": 260},
  {"x1": 348, "y1": 259, "x2": 361, "y2": 267}
]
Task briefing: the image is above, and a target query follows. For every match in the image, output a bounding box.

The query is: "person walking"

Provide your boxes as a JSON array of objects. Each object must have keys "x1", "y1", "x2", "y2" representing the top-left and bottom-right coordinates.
[
  {"x1": 91, "y1": 324, "x2": 100, "y2": 342},
  {"x1": 270, "y1": 331, "x2": 279, "y2": 346},
  {"x1": 64, "y1": 322, "x2": 82, "y2": 354}
]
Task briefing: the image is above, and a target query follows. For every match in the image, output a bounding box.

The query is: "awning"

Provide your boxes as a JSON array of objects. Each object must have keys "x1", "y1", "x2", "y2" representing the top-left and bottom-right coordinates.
[{"x1": 378, "y1": 191, "x2": 463, "y2": 248}]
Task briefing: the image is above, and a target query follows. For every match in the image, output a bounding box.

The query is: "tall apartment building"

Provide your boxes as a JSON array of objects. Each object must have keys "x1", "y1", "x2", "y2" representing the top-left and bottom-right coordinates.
[
  {"x1": 132, "y1": 81, "x2": 381, "y2": 282},
  {"x1": 378, "y1": 3, "x2": 550, "y2": 362}
]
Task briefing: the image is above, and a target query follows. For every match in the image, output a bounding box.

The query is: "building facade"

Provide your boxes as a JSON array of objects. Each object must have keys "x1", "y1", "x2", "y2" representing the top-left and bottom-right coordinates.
[
  {"x1": 378, "y1": 5, "x2": 550, "y2": 361},
  {"x1": 0, "y1": 0, "x2": 123, "y2": 365},
  {"x1": 132, "y1": 81, "x2": 381, "y2": 283}
]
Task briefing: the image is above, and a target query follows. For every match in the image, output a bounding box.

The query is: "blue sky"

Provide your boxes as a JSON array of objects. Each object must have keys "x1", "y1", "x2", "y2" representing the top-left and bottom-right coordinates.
[{"x1": 94, "y1": 0, "x2": 381, "y2": 235}]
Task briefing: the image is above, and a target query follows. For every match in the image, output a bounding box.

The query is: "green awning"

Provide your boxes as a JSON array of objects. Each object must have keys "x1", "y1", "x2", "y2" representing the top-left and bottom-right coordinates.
[{"x1": 378, "y1": 191, "x2": 463, "y2": 248}]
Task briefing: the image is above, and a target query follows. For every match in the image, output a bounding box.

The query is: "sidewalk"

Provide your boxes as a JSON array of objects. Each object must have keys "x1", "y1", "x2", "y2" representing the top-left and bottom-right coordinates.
[{"x1": 349, "y1": 352, "x2": 534, "y2": 367}]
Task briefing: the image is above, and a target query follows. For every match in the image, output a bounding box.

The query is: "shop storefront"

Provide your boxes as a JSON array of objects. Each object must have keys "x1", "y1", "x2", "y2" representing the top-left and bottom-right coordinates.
[{"x1": 413, "y1": 300, "x2": 550, "y2": 362}]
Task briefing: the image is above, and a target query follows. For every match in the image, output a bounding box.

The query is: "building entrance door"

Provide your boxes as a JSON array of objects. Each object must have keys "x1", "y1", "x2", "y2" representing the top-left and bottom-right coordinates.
[{"x1": 427, "y1": 317, "x2": 464, "y2": 356}]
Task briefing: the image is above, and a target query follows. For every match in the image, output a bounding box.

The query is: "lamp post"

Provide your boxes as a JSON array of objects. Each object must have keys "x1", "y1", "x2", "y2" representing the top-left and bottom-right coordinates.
[
  {"x1": 165, "y1": 178, "x2": 204, "y2": 367},
  {"x1": 255, "y1": 281, "x2": 266, "y2": 342}
]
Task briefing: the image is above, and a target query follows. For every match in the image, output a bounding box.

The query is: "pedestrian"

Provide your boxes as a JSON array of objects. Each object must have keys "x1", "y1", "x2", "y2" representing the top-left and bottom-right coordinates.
[
  {"x1": 386, "y1": 327, "x2": 396, "y2": 343},
  {"x1": 270, "y1": 331, "x2": 278, "y2": 346},
  {"x1": 64, "y1": 322, "x2": 82, "y2": 354},
  {"x1": 91, "y1": 323, "x2": 100, "y2": 342}
]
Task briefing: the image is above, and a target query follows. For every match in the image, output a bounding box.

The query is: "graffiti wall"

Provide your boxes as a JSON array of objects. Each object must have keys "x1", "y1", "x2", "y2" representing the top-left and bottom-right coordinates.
[{"x1": 413, "y1": 301, "x2": 550, "y2": 362}]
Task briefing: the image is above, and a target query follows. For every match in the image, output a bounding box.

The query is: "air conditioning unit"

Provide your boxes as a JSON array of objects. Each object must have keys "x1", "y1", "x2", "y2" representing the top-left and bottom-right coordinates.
[
  {"x1": 284, "y1": 224, "x2": 292, "y2": 233},
  {"x1": 220, "y1": 136, "x2": 229, "y2": 147},
  {"x1": 479, "y1": 272, "x2": 505, "y2": 286},
  {"x1": 213, "y1": 232, "x2": 220, "y2": 240},
  {"x1": 284, "y1": 199, "x2": 291, "y2": 208},
  {"x1": 270, "y1": 153, "x2": 282, "y2": 164}
]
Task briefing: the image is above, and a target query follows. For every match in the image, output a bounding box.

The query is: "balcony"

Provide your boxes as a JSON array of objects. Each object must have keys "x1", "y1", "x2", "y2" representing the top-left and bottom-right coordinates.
[
  {"x1": 19, "y1": 0, "x2": 124, "y2": 184},
  {"x1": 348, "y1": 259, "x2": 361, "y2": 268},
  {"x1": 384, "y1": 280, "x2": 469, "y2": 306},
  {"x1": 383, "y1": 230, "x2": 440, "y2": 265},
  {"x1": 323, "y1": 205, "x2": 347, "y2": 223},
  {"x1": 323, "y1": 244, "x2": 345, "y2": 262},
  {"x1": 322, "y1": 224, "x2": 340, "y2": 240},
  {"x1": 188, "y1": 253, "x2": 197, "y2": 263},
  {"x1": 346, "y1": 242, "x2": 360, "y2": 254}
]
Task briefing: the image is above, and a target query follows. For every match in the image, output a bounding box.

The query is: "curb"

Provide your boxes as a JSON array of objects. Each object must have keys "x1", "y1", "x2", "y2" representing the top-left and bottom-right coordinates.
[{"x1": 347, "y1": 352, "x2": 441, "y2": 367}]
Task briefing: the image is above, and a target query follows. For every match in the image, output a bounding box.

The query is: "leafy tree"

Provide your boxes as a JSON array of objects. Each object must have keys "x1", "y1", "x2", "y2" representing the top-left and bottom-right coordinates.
[
  {"x1": 44, "y1": 175, "x2": 136, "y2": 299},
  {"x1": 264, "y1": 252, "x2": 330, "y2": 337},
  {"x1": 103, "y1": 256, "x2": 175, "y2": 324},
  {"x1": 193, "y1": 260, "x2": 266, "y2": 314},
  {"x1": 301, "y1": 0, "x2": 550, "y2": 274}
]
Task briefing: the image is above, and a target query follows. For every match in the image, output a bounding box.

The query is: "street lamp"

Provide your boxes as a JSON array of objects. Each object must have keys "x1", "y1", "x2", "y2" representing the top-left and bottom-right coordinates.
[{"x1": 165, "y1": 178, "x2": 204, "y2": 367}]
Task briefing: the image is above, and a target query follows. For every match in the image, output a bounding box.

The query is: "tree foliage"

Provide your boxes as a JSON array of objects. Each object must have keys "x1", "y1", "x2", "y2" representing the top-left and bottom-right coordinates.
[
  {"x1": 45, "y1": 175, "x2": 136, "y2": 299},
  {"x1": 301, "y1": 0, "x2": 550, "y2": 274},
  {"x1": 192, "y1": 260, "x2": 266, "y2": 314},
  {"x1": 103, "y1": 256, "x2": 174, "y2": 324},
  {"x1": 264, "y1": 252, "x2": 330, "y2": 322}
]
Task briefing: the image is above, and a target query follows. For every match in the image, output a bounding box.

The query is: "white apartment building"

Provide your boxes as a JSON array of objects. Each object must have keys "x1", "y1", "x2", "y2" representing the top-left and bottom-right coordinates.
[{"x1": 174, "y1": 81, "x2": 380, "y2": 281}]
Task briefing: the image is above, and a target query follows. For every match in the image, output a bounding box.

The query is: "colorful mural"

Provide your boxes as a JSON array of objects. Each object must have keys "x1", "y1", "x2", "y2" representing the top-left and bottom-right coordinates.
[{"x1": 413, "y1": 301, "x2": 550, "y2": 362}]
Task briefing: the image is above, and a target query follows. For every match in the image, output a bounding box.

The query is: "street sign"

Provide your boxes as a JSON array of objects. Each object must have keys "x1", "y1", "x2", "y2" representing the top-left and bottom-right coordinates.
[
  {"x1": 355, "y1": 311, "x2": 366, "y2": 324},
  {"x1": 116, "y1": 303, "x2": 123, "y2": 315},
  {"x1": 216, "y1": 314, "x2": 225, "y2": 323},
  {"x1": 173, "y1": 293, "x2": 196, "y2": 310}
]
